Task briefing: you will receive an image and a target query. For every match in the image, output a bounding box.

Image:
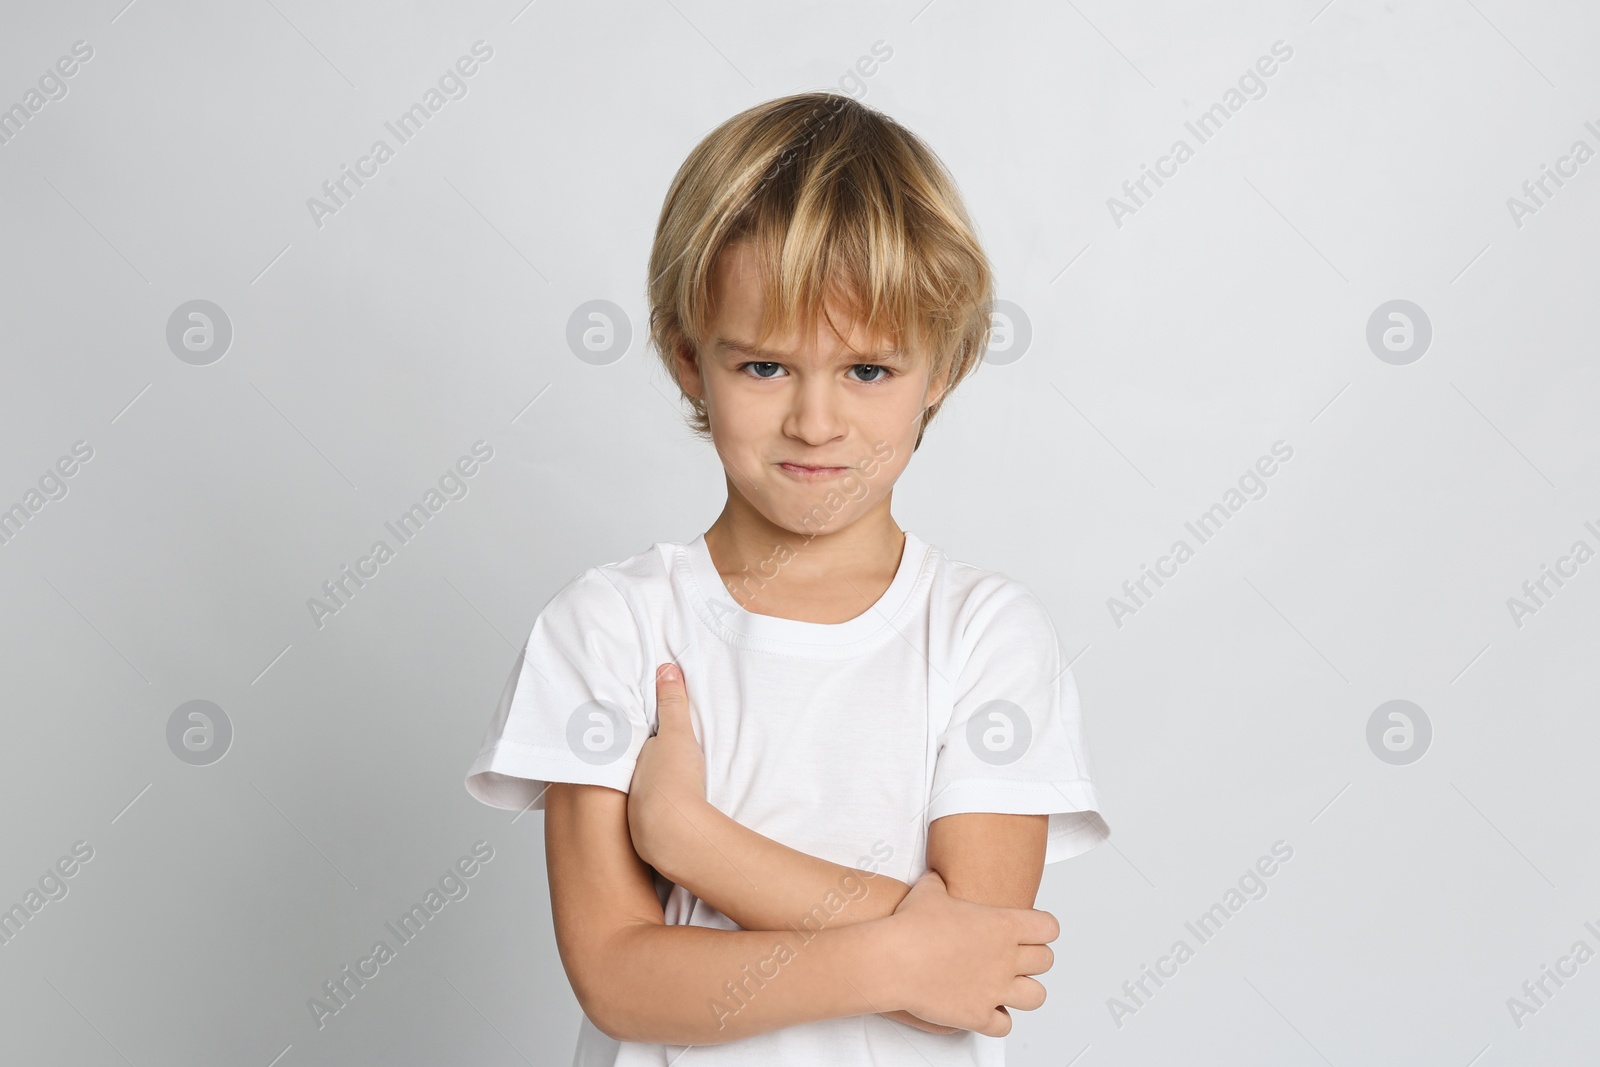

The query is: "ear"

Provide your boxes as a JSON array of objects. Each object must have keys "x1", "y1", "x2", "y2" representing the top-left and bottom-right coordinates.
[{"x1": 674, "y1": 339, "x2": 704, "y2": 400}]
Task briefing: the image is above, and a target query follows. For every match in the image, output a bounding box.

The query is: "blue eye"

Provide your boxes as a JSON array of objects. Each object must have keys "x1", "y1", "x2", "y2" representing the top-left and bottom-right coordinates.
[{"x1": 735, "y1": 361, "x2": 895, "y2": 383}]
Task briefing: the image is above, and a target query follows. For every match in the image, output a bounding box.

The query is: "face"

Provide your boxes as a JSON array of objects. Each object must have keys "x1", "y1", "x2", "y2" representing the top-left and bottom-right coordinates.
[{"x1": 675, "y1": 240, "x2": 948, "y2": 538}]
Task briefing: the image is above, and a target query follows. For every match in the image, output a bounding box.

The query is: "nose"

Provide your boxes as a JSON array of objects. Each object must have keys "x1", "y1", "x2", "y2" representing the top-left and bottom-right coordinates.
[{"x1": 782, "y1": 373, "x2": 848, "y2": 445}]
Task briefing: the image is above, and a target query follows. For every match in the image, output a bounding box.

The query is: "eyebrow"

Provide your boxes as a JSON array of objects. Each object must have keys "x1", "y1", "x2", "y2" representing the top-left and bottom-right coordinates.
[{"x1": 715, "y1": 337, "x2": 909, "y2": 364}]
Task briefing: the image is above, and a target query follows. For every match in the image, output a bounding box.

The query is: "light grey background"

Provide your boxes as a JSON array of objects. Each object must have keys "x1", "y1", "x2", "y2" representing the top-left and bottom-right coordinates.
[{"x1": 2, "y1": 0, "x2": 1596, "y2": 1064}]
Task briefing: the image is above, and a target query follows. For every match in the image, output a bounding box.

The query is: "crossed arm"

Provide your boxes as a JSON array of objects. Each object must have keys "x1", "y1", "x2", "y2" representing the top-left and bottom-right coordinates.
[
  {"x1": 639, "y1": 790, "x2": 1049, "y2": 1035},
  {"x1": 543, "y1": 665, "x2": 1056, "y2": 1045}
]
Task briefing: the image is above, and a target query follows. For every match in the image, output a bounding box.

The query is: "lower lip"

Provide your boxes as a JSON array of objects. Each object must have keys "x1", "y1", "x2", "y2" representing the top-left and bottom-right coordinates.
[{"x1": 779, "y1": 463, "x2": 850, "y2": 481}]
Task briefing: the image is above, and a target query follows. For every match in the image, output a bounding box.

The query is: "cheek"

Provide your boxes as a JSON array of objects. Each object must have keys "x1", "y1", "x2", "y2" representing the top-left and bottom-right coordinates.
[
  {"x1": 706, "y1": 389, "x2": 763, "y2": 437},
  {"x1": 872, "y1": 453, "x2": 912, "y2": 488},
  {"x1": 878, "y1": 383, "x2": 930, "y2": 434},
  {"x1": 705, "y1": 400, "x2": 774, "y2": 463}
]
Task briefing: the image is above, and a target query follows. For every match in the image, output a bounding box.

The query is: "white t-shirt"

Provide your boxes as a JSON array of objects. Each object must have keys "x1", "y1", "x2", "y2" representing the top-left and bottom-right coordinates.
[{"x1": 464, "y1": 530, "x2": 1110, "y2": 1066}]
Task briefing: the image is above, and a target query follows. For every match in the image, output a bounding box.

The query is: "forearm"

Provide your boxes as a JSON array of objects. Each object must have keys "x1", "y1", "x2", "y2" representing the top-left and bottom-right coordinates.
[
  {"x1": 593, "y1": 915, "x2": 902, "y2": 1045},
  {"x1": 649, "y1": 800, "x2": 959, "y2": 1036},
  {"x1": 655, "y1": 800, "x2": 911, "y2": 932}
]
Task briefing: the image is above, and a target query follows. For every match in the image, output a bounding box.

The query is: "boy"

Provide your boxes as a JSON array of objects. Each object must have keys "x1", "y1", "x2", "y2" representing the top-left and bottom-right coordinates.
[{"x1": 465, "y1": 90, "x2": 1110, "y2": 1064}]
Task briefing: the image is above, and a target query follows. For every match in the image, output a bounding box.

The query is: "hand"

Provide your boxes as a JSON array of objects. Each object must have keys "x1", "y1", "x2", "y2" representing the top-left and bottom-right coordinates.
[
  {"x1": 627, "y1": 663, "x2": 709, "y2": 875},
  {"x1": 881, "y1": 1009, "x2": 964, "y2": 1036},
  {"x1": 882, "y1": 869, "x2": 1058, "y2": 1037}
]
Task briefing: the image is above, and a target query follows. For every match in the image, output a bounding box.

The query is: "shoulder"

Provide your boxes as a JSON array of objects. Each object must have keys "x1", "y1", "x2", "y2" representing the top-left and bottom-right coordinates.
[
  {"x1": 924, "y1": 541, "x2": 1061, "y2": 657},
  {"x1": 535, "y1": 541, "x2": 676, "y2": 625},
  {"x1": 936, "y1": 546, "x2": 1055, "y2": 630},
  {"x1": 591, "y1": 539, "x2": 677, "y2": 590}
]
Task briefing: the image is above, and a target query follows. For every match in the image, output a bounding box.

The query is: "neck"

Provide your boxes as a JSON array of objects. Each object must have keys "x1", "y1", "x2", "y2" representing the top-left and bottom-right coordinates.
[{"x1": 703, "y1": 490, "x2": 905, "y2": 600}]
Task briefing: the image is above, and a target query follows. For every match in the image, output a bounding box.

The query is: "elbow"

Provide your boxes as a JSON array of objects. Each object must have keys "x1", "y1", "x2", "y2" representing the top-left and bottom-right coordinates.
[
  {"x1": 574, "y1": 979, "x2": 622, "y2": 1043},
  {"x1": 585, "y1": 1004, "x2": 630, "y2": 1045},
  {"x1": 578, "y1": 977, "x2": 650, "y2": 1045},
  {"x1": 569, "y1": 950, "x2": 631, "y2": 1044},
  {"x1": 583, "y1": 988, "x2": 720, "y2": 1048},
  {"x1": 573, "y1": 923, "x2": 698, "y2": 1047},
  {"x1": 582, "y1": 991, "x2": 694, "y2": 1047},
  {"x1": 562, "y1": 925, "x2": 627, "y2": 1042},
  {"x1": 581, "y1": 978, "x2": 734, "y2": 1047}
]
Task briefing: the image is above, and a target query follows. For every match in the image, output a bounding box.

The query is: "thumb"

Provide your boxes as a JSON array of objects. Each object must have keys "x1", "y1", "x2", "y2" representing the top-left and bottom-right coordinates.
[{"x1": 653, "y1": 663, "x2": 689, "y2": 733}]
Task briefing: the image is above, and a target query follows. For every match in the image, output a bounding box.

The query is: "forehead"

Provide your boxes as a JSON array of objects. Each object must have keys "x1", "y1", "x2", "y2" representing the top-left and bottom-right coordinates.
[{"x1": 708, "y1": 241, "x2": 907, "y2": 361}]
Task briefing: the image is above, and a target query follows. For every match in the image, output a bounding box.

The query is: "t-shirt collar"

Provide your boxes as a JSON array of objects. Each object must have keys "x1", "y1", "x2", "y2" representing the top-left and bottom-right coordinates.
[{"x1": 683, "y1": 529, "x2": 928, "y2": 648}]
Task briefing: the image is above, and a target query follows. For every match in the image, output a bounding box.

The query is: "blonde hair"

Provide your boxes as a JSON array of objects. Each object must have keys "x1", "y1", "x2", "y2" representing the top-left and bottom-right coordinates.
[{"x1": 646, "y1": 91, "x2": 994, "y2": 452}]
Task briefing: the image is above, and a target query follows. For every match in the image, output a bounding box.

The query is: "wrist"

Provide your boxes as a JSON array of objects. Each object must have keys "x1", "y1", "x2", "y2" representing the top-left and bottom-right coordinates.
[{"x1": 857, "y1": 914, "x2": 912, "y2": 1012}]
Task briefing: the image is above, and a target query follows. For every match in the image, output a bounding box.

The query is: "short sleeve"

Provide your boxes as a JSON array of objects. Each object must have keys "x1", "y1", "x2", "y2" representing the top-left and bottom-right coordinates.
[
  {"x1": 464, "y1": 567, "x2": 648, "y2": 812},
  {"x1": 927, "y1": 581, "x2": 1111, "y2": 864}
]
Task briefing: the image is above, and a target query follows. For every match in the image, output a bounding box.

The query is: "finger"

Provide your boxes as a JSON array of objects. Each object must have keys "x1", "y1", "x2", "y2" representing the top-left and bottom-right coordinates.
[
  {"x1": 976, "y1": 1006, "x2": 1013, "y2": 1038},
  {"x1": 1002, "y1": 975, "x2": 1047, "y2": 1012},
  {"x1": 1013, "y1": 906, "x2": 1060, "y2": 944},
  {"x1": 654, "y1": 663, "x2": 689, "y2": 732},
  {"x1": 1015, "y1": 943, "x2": 1054, "y2": 976}
]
